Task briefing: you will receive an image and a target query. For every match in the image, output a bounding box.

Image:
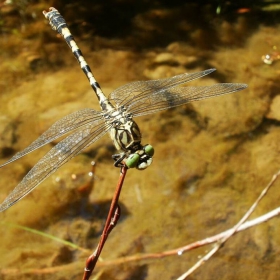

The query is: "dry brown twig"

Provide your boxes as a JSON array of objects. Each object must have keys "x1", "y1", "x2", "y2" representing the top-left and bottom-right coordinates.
[{"x1": 82, "y1": 165, "x2": 128, "y2": 280}]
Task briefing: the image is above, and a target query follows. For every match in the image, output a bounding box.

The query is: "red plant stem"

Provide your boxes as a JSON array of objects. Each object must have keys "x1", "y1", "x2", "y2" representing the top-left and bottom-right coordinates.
[{"x1": 82, "y1": 166, "x2": 128, "y2": 280}]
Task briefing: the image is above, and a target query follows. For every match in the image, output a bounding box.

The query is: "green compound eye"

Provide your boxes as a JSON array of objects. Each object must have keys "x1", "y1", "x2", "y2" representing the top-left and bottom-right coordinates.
[
  {"x1": 144, "y1": 144, "x2": 154, "y2": 157},
  {"x1": 125, "y1": 153, "x2": 140, "y2": 168}
]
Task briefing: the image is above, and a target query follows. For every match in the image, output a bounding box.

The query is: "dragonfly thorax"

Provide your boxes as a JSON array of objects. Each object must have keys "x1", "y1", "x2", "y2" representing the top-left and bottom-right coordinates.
[
  {"x1": 107, "y1": 109, "x2": 141, "y2": 152},
  {"x1": 106, "y1": 108, "x2": 154, "y2": 169}
]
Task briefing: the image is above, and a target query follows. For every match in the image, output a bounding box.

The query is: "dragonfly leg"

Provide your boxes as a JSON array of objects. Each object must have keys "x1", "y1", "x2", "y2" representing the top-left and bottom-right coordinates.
[{"x1": 112, "y1": 153, "x2": 126, "y2": 167}]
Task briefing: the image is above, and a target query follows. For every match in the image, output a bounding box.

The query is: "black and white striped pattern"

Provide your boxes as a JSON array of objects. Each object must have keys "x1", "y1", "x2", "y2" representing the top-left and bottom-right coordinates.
[{"x1": 43, "y1": 7, "x2": 113, "y2": 111}]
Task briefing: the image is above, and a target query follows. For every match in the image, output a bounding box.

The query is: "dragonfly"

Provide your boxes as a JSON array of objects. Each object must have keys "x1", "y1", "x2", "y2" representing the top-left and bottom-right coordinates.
[{"x1": 0, "y1": 7, "x2": 247, "y2": 212}]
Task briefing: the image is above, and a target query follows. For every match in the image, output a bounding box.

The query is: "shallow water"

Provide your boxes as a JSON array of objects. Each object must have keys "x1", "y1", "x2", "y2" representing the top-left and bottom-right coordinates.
[{"x1": 1, "y1": 1, "x2": 280, "y2": 280}]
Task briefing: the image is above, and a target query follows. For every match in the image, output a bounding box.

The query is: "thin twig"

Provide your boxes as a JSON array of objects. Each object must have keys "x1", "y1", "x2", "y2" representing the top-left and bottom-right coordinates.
[
  {"x1": 95, "y1": 206, "x2": 280, "y2": 267},
  {"x1": 82, "y1": 165, "x2": 128, "y2": 280},
  {"x1": 1, "y1": 207, "x2": 280, "y2": 278},
  {"x1": 176, "y1": 169, "x2": 280, "y2": 280}
]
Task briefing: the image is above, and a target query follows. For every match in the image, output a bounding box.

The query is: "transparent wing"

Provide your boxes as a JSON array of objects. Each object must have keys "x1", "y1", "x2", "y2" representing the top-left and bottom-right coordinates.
[
  {"x1": 0, "y1": 121, "x2": 111, "y2": 212},
  {"x1": 123, "y1": 83, "x2": 247, "y2": 117},
  {"x1": 0, "y1": 108, "x2": 103, "y2": 167},
  {"x1": 109, "y1": 68, "x2": 216, "y2": 107}
]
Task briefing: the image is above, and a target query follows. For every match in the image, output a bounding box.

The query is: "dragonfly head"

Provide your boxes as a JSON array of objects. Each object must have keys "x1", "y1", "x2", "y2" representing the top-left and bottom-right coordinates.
[{"x1": 124, "y1": 144, "x2": 154, "y2": 170}]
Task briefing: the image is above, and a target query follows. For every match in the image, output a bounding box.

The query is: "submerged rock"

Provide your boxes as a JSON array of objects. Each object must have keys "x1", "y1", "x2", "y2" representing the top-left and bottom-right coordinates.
[{"x1": 0, "y1": 116, "x2": 16, "y2": 158}]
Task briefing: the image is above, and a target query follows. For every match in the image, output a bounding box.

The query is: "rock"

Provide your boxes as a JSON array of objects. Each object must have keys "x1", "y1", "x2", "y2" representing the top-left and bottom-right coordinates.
[
  {"x1": 266, "y1": 95, "x2": 280, "y2": 121},
  {"x1": 144, "y1": 42, "x2": 201, "y2": 80},
  {"x1": 154, "y1": 52, "x2": 177, "y2": 64},
  {"x1": 192, "y1": 85, "x2": 269, "y2": 137},
  {"x1": 143, "y1": 65, "x2": 187, "y2": 80}
]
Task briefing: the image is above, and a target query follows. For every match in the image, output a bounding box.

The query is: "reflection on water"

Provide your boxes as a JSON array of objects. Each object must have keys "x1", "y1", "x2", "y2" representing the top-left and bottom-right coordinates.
[{"x1": 1, "y1": 1, "x2": 280, "y2": 279}]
